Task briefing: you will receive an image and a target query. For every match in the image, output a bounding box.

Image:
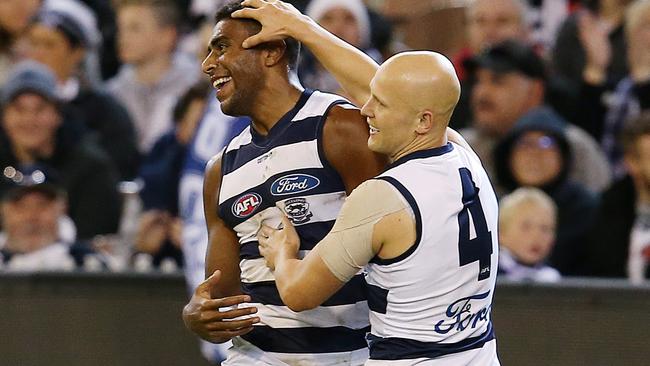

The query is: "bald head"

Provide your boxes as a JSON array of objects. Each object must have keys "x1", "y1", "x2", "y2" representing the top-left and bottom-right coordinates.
[
  {"x1": 375, "y1": 51, "x2": 461, "y2": 125},
  {"x1": 362, "y1": 51, "x2": 462, "y2": 160}
]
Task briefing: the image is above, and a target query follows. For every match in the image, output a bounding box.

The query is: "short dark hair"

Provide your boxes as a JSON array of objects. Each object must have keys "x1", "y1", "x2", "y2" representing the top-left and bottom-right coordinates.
[
  {"x1": 214, "y1": 1, "x2": 301, "y2": 70},
  {"x1": 172, "y1": 81, "x2": 211, "y2": 124},
  {"x1": 621, "y1": 111, "x2": 650, "y2": 156}
]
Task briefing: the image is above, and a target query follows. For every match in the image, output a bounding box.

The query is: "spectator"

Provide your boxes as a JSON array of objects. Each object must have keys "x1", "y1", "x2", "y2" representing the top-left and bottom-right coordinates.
[
  {"x1": 0, "y1": 165, "x2": 103, "y2": 271},
  {"x1": 498, "y1": 187, "x2": 561, "y2": 282},
  {"x1": 526, "y1": 0, "x2": 570, "y2": 53},
  {"x1": 133, "y1": 82, "x2": 212, "y2": 269},
  {"x1": 77, "y1": 0, "x2": 122, "y2": 80},
  {"x1": 108, "y1": 0, "x2": 199, "y2": 154},
  {"x1": 585, "y1": 112, "x2": 650, "y2": 281},
  {"x1": 0, "y1": 0, "x2": 42, "y2": 84},
  {"x1": 0, "y1": 61, "x2": 121, "y2": 239},
  {"x1": 461, "y1": 40, "x2": 611, "y2": 193},
  {"x1": 575, "y1": 0, "x2": 650, "y2": 178},
  {"x1": 451, "y1": 0, "x2": 530, "y2": 129},
  {"x1": 552, "y1": 0, "x2": 632, "y2": 95},
  {"x1": 494, "y1": 107, "x2": 599, "y2": 275},
  {"x1": 301, "y1": 0, "x2": 381, "y2": 95},
  {"x1": 25, "y1": 1, "x2": 140, "y2": 180}
]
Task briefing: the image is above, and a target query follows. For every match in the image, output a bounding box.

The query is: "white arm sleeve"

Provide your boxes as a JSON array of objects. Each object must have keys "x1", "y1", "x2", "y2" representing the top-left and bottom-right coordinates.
[{"x1": 315, "y1": 179, "x2": 409, "y2": 282}]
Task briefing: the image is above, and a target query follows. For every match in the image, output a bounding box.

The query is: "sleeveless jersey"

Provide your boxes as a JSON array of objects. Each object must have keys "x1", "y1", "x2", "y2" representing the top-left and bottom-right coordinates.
[
  {"x1": 365, "y1": 142, "x2": 500, "y2": 364},
  {"x1": 218, "y1": 89, "x2": 370, "y2": 364}
]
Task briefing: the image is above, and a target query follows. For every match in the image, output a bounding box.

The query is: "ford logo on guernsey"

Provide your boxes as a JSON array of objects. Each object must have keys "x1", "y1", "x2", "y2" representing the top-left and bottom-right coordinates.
[
  {"x1": 232, "y1": 192, "x2": 262, "y2": 218},
  {"x1": 270, "y1": 174, "x2": 320, "y2": 196}
]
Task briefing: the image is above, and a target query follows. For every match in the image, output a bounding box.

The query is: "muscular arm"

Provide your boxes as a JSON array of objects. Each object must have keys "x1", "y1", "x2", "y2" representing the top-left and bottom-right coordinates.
[
  {"x1": 259, "y1": 180, "x2": 416, "y2": 311},
  {"x1": 287, "y1": 17, "x2": 377, "y2": 106},
  {"x1": 182, "y1": 154, "x2": 260, "y2": 343},
  {"x1": 202, "y1": 154, "x2": 242, "y2": 297}
]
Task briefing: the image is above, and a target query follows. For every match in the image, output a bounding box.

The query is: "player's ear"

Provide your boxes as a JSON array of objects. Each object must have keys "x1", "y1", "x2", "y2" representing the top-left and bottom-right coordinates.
[
  {"x1": 415, "y1": 110, "x2": 434, "y2": 134},
  {"x1": 261, "y1": 40, "x2": 286, "y2": 67}
]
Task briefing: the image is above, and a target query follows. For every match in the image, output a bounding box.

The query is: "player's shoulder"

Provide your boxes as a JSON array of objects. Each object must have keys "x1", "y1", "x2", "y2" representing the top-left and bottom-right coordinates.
[
  {"x1": 204, "y1": 151, "x2": 224, "y2": 185},
  {"x1": 349, "y1": 179, "x2": 401, "y2": 202},
  {"x1": 322, "y1": 103, "x2": 367, "y2": 140},
  {"x1": 326, "y1": 102, "x2": 363, "y2": 121}
]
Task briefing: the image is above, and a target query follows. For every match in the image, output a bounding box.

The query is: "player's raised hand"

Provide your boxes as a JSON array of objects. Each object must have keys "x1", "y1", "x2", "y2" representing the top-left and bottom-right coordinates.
[
  {"x1": 182, "y1": 270, "x2": 260, "y2": 343},
  {"x1": 232, "y1": 0, "x2": 310, "y2": 49},
  {"x1": 257, "y1": 214, "x2": 300, "y2": 270}
]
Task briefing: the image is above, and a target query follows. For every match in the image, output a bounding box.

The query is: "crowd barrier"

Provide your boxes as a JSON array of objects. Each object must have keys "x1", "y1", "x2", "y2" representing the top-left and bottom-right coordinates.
[{"x1": 1, "y1": 273, "x2": 648, "y2": 366}]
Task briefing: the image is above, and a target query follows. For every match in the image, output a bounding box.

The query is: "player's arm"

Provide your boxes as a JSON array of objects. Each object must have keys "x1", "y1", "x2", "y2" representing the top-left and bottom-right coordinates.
[
  {"x1": 258, "y1": 180, "x2": 415, "y2": 311},
  {"x1": 202, "y1": 154, "x2": 243, "y2": 297},
  {"x1": 182, "y1": 154, "x2": 260, "y2": 343},
  {"x1": 233, "y1": 0, "x2": 378, "y2": 106}
]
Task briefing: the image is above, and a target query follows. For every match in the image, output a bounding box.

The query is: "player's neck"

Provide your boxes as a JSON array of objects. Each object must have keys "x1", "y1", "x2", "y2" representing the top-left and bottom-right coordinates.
[
  {"x1": 249, "y1": 79, "x2": 303, "y2": 135},
  {"x1": 389, "y1": 133, "x2": 448, "y2": 163}
]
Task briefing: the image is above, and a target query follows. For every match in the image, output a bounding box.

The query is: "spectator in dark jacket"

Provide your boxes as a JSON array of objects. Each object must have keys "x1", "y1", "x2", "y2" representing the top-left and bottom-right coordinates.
[
  {"x1": 0, "y1": 61, "x2": 121, "y2": 240},
  {"x1": 494, "y1": 107, "x2": 599, "y2": 275},
  {"x1": 573, "y1": 0, "x2": 650, "y2": 178},
  {"x1": 585, "y1": 112, "x2": 650, "y2": 281},
  {"x1": 461, "y1": 41, "x2": 611, "y2": 194},
  {"x1": 552, "y1": 0, "x2": 630, "y2": 98},
  {"x1": 133, "y1": 82, "x2": 211, "y2": 268}
]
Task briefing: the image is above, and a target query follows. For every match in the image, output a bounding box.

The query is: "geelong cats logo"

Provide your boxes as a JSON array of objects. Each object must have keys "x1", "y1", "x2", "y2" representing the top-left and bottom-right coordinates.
[
  {"x1": 284, "y1": 198, "x2": 313, "y2": 224},
  {"x1": 232, "y1": 193, "x2": 262, "y2": 218}
]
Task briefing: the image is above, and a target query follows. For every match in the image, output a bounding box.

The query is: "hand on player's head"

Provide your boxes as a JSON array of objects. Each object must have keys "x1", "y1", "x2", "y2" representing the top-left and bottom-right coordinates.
[{"x1": 232, "y1": 0, "x2": 305, "y2": 49}]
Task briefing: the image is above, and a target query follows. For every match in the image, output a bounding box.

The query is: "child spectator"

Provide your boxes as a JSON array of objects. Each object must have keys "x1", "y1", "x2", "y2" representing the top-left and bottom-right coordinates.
[{"x1": 498, "y1": 187, "x2": 561, "y2": 282}]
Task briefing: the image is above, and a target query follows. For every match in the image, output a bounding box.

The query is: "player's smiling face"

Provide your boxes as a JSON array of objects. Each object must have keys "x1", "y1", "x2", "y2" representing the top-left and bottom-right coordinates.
[
  {"x1": 361, "y1": 70, "x2": 418, "y2": 160},
  {"x1": 202, "y1": 19, "x2": 264, "y2": 116}
]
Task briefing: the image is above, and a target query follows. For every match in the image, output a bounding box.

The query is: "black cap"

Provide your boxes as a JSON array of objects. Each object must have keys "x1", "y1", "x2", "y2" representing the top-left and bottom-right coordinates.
[
  {"x1": 1, "y1": 165, "x2": 66, "y2": 202},
  {"x1": 0, "y1": 61, "x2": 59, "y2": 106},
  {"x1": 464, "y1": 40, "x2": 546, "y2": 81}
]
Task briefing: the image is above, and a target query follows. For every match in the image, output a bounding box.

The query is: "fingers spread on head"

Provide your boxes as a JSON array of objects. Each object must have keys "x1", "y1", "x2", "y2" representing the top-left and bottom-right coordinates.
[{"x1": 240, "y1": 0, "x2": 263, "y2": 8}]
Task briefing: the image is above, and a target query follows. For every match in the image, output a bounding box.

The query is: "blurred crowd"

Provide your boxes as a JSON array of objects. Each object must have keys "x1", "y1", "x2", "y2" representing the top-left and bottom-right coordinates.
[{"x1": 0, "y1": 0, "x2": 649, "y2": 285}]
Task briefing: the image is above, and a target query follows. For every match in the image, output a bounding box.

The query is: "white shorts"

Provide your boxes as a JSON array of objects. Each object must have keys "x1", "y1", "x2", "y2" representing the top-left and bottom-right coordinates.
[
  {"x1": 222, "y1": 337, "x2": 369, "y2": 366},
  {"x1": 364, "y1": 339, "x2": 500, "y2": 366}
]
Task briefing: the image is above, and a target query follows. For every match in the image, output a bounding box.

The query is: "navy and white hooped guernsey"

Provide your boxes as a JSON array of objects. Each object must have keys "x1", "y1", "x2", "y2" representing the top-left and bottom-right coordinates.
[
  {"x1": 218, "y1": 89, "x2": 370, "y2": 364},
  {"x1": 365, "y1": 142, "x2": 501, "y2": 365}
]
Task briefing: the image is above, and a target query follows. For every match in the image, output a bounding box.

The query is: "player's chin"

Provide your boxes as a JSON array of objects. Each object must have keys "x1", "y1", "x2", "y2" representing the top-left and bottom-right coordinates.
[{"x1": 367, "y1": 137, "x2": 384, "y2": 154}]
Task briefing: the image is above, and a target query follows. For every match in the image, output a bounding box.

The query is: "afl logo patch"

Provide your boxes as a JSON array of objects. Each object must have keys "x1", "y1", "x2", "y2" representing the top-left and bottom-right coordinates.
[
  {"x1": 232, "y1": 193, "x2": 262, "y2": 218},
  {"x1": 271, "y1": 174, "x2": 320, "y2": 196}
]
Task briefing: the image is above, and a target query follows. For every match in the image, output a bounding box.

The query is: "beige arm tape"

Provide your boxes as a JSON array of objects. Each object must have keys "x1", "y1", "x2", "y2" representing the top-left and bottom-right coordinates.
[{"x1": 315, "y1": 179, "x2": 409, "y2": 282}]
